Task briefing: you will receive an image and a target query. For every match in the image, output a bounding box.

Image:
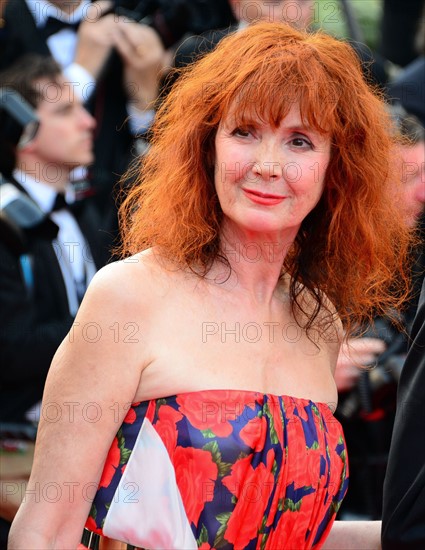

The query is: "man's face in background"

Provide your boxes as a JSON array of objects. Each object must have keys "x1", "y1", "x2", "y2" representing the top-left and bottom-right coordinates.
[
  {"x1": 401, "y1": 140, "x2": 425, "y2": 228},
  {"x1": 23, "y1": 76, "x2": 95, "y2": 178},
  {"x1": 229, "y1": 0, "x2": 314, "y2": 29}
]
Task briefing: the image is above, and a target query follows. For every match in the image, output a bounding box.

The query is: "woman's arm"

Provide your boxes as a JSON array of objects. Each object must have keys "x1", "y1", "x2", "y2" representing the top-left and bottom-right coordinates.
[
  {"x1": 8, "y1": 260, "x2": 151, "y2": 549},
  {"x1": 323, "y1": 521, "x2": 382, "y2": 550}
]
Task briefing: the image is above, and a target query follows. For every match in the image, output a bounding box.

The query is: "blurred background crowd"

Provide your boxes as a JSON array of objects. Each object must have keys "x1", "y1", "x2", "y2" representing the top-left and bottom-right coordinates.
[{"x1": 0, "y1": 0, "x2": 424, "y2": 545}]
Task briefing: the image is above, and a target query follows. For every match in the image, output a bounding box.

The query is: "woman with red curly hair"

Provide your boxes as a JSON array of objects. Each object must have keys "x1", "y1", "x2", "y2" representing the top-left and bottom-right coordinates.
[{"x1": 10, "y1": 22, "x2": 413, "y2": 550}]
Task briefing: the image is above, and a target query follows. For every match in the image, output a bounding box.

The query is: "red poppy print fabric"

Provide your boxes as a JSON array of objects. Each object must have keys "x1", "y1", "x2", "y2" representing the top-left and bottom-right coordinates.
[{"x1": 85, "y1": 390, "x2": 348, "y2": 549}]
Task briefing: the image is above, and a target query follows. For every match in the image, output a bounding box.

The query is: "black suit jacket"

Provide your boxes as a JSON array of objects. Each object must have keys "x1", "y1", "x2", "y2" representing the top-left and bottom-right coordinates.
[
  {"x1": 0, "y1": 182, "x2": 108, "y2": 424},
  {"x1": 382, "y1": 279, "x2": 425, "y2": 549},
  {"x1": 1, "y1": 0, "x2": 134, "y2": 227}
]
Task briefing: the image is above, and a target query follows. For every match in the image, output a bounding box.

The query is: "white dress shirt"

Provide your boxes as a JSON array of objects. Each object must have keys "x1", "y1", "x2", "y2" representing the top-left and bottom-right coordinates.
[
  {"x1": 13, "y1": 169, "x2": 97, "y2": 316},
  {"x1": 26, "y1": 0, "x2": 95, "y2": 96}
]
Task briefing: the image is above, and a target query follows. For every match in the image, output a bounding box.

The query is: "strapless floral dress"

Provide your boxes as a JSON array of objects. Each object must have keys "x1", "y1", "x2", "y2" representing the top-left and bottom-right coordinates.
[{"x1": 84, "y1": 390, "x2": 348, "y2": 549}]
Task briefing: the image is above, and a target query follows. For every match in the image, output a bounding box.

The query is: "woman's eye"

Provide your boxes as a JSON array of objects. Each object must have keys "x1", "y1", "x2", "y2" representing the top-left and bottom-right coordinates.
[
  {"x1": 291, "y1": 137, "x2": 312, "y2": 148},
  {"x1": 232, "y1": 127, "x2": 251, "y2": 138}
]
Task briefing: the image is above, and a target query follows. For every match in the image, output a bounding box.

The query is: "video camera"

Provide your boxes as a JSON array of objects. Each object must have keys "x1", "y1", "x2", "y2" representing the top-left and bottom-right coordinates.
[
  {"x1": 0, "y1": 87, "x2": 39, "y2": 150},
  {"x1": 0, "y1": 88, "x2": 45, "y2": 253}
]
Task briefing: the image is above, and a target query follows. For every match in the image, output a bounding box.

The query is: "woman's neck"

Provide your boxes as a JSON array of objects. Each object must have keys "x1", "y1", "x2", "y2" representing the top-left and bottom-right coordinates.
[{"x1": 212, "y1": 224, "x2": 296, "y2": 306}]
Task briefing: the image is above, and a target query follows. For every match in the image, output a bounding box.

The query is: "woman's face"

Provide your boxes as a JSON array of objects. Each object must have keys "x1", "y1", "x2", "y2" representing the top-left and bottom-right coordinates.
[{"x1": 214, "y1": 104, "x2": 331, "y2": 240}]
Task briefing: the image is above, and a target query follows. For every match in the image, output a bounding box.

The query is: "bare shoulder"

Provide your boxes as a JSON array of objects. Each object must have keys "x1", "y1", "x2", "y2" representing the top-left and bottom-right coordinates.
[
  {"x1": 80, "y1": 249, "x2": 168, "y2": 316},
  {"x1": 49, "y1": 250, "x2": 170, "y2": 380},
  {"x1": 54, "y1": 249, "x2": 185, "y2": 370},
  {"x1": 86, "y1": 250, "x2": 160, "y2": 295}
]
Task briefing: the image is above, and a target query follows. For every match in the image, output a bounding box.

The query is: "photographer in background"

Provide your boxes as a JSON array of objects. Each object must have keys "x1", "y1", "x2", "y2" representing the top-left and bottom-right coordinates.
[
  {"x1": 334, "y1": 106, "x2": 425, "y2": 520},
  {"x1": 0, "y1": 54, "x2": 107, "y2": 428}
]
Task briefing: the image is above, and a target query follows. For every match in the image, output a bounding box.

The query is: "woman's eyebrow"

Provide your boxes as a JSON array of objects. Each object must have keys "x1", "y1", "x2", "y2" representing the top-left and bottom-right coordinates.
[
  {"x1": 283, "y1": 123, "x2": 315, "y2": 132},
  {"x1": 284, "y1": 124, "x2": 329, "y2": 139}
]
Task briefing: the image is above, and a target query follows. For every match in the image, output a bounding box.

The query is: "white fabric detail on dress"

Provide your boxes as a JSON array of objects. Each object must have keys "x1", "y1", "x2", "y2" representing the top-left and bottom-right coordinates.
[{"x1": 103, "y1": 417, "x2": 197, "y2": 549}]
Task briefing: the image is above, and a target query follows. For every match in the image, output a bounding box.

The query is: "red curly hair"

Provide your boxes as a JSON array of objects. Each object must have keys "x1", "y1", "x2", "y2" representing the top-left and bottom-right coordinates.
[{"x1": 120, "y1": 22, "x2": 414, "y2": 332}]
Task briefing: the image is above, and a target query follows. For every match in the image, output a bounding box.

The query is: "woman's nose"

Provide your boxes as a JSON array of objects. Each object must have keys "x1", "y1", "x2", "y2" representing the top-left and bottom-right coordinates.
[
  {"x1": 252, "y1": 142, "x2": 282, "y2": 181},
  {"x1": 253, "y1": 160, "x2": 282, "y2": 180}
]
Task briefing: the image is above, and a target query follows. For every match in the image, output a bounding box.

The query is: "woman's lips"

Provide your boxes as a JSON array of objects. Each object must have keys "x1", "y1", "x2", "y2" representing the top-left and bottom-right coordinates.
[{"x1": 243, "y1": 188, "x2": 286, "y2": 205}]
